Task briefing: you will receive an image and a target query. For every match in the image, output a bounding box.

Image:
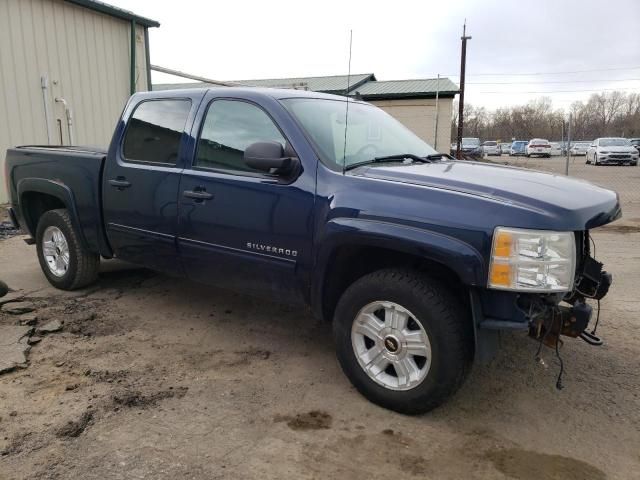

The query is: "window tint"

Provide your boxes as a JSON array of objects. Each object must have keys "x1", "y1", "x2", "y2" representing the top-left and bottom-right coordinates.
[
  {"x1": 196, "y1": 100, "x2": 286, "y2": 172},
  {"x1": 122, "y1": 99, "x2": 191, "y2": 164}
]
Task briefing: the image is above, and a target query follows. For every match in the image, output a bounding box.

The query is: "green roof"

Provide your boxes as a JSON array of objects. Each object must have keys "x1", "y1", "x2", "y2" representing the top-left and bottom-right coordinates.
[
  {"x1": 152, "y1": 74, "x2": 459, "y2": 99},
  {"x1": 352, "y1": 78, "x2": 459, "y2": 99},
  {"x1": 233, "y1": 73, "x2": 376, "y2": 93},
  {"x1": 64, "y1": 0, "x2": 160, "y2": 27}
]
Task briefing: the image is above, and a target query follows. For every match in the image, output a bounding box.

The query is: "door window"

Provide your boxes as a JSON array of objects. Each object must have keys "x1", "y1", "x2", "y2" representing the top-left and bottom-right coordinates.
[
  {"x1": 195, "y1": 100, "x2": 286, "y2": 173},
  {"x1": 122, "y1": 99, "x2": 191, "y2": 165}
]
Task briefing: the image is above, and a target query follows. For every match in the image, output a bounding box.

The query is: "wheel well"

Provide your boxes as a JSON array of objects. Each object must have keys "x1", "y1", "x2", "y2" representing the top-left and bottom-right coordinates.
[
  {"x1": 21, "y1": 192, "x2": 66, "y2": 235},
  {"x1": 321, "y1": 245, "x2": 466, "y2": 322}
]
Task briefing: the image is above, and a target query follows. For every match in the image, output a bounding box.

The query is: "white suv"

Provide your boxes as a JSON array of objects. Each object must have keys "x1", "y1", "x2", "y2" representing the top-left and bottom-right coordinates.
[
  {"x1": 586, "y1": 138, "x2": 639, "y2": 166},
  {"x1": 526, "y1": 139, "x2": 551, "y2": 158},
  {"x1": 482, "y1": 141, "x2": 501, "y2": 156}
]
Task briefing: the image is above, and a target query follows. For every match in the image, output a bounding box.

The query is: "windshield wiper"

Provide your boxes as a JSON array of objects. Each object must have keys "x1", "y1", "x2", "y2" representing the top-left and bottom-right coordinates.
[{"x1": 344, "y1": 153, "x2": 433, "y2": 171}]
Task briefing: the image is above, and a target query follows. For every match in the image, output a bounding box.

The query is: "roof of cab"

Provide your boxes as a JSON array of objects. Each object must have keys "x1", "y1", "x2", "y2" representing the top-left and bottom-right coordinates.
[{"x1": 133, "y1": 86, "x2": 361, "y2": 102}]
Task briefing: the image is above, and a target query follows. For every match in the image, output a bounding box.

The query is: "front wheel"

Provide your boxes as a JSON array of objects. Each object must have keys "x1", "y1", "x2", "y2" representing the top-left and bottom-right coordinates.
[
  {"x1": 36, "y1": 209, "x2": 100, "y2": 290},
  {"x1": 333, "y1": 269, "x2": 472, "y2": 414}
]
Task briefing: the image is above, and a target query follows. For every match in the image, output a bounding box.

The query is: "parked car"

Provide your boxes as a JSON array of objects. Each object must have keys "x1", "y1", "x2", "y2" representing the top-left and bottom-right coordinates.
[
  {"x1": 499, "y1": 142, "x2": 511, "y2": 155},
  {"x1": 459, "y1": 137, "x2": 483, "y2": 157},
  {"x1": 570, "y1": 142, "x2": 590, "y2": 156},
  {"x1": 526, "y1": 138, "x2": 551, "y2": 158},
  {"x1": 549, "y1": 142, "x2": 563, "y2": 156},
  {"x1": 586, "y1": 138, "x2": 639, "y2": 166},
  {"x1": 482, "y1": 141, "x2": 501, "y2": 156},
  {"x1": 509, "y1": 140, "x2": 528, "y2": 156},
  {"x1": 629, "y1": 138, "x2": 640, "y2": 154},
  {"x1": 5, "y1": 87, "x2": 619, "y2": 414}
]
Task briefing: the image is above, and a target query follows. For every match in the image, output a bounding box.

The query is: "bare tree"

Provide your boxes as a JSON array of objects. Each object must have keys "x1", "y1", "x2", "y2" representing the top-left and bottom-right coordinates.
[{"x1": 449, "y1": 91, "x2": 640, "y2": 144}]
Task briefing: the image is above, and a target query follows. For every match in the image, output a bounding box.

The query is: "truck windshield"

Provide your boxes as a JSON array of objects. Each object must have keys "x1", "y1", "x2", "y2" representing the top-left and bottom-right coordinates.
[{"x1": 281, "y1": 98, "x2": 438, "y2": 170}]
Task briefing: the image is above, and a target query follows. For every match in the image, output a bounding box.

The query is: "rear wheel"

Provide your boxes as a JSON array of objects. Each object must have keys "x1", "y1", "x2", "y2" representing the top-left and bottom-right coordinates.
[
  {"x1": 36, "y1": 209, "x2": 99, "y2": 290},
  {"x1": 333, "y1": 269, "x2": 472, "y2": 414}
]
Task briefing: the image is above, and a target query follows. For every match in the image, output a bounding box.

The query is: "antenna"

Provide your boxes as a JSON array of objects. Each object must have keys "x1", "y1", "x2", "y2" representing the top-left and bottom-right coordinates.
[{"x1": 342, "y1": 30, "x2": 353, "y2": 174}]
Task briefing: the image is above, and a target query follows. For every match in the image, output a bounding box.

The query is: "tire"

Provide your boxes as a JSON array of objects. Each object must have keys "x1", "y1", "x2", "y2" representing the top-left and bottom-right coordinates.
[
  {"x1": 594, "y1": 154, "x2": 599, "y2": 166},
  {"x1": 333, "y1": 268, "x2": 472, "y2": 415},
  {"x1": 36, "y1": 209, "x2": 100, "y2": 290}
]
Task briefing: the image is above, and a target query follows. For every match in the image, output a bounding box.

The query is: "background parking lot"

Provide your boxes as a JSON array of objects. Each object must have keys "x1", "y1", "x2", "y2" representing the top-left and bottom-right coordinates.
[{"x1": 0, "y1": 158, "x2": 639, "y2": 480}]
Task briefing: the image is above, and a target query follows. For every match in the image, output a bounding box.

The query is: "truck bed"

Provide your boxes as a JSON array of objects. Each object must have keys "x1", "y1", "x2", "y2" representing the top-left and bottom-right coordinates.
[{"x1": 5, "y1": 145, "x2": 110, "y2": 256}]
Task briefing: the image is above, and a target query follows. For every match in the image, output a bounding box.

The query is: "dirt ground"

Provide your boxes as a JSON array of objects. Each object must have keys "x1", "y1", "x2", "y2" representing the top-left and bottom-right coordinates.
[{"x1": 0, "y1": 165, "x2": 639, "y2": 479}]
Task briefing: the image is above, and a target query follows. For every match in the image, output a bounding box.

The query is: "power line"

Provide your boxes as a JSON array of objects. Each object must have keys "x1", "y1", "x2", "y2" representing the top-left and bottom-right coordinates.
[
  {"x1": 445, "y1": 65, "x2": 640, "y2": 77},
  {"x1": 467, "y1": 78, "x2": 640, "y2": 85},
  {"x1": 478, "y1": 87, "x2": 640, "y2": 94}
]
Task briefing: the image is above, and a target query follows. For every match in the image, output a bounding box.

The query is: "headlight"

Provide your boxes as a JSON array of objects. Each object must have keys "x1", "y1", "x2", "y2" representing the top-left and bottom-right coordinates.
[
  {"x1": 600, "y1": 151, "x2": 610, "y2": 154},
  {"x1": 488, "y1": 227, "x2": 576, "y2": 292}
]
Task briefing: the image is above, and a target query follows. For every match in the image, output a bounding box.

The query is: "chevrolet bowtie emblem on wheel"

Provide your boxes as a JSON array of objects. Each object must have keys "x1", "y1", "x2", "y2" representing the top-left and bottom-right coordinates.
[{"x1": 246, "y1": 242, "x2": 298, "y2": 258}]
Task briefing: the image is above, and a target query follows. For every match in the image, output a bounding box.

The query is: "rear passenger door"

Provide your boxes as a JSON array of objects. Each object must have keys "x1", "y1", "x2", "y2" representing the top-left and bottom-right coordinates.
[
  {"x1": 103, "y1": 95, "x2": 202, "y2": 274},
  {"x1": 177, "y1": 96, "x2": 315, "y2": 303}
]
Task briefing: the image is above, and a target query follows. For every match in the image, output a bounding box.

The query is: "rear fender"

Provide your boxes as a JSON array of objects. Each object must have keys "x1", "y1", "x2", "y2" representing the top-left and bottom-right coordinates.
[{"x1": 17, "y1": 178, "x2": 91, "y2": 251}]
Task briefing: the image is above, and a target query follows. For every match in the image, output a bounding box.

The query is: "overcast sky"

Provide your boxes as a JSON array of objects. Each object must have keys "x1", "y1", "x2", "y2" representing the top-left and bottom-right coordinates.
[{"x1": 110, "y1": 0, "x2": 640, "y2": 111}]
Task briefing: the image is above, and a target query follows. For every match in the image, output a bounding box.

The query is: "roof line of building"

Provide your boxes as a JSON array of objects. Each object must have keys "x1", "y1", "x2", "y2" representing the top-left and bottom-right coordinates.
[
  {"x1": 354, "y1": 92, "x2": 459, "y2": 100},
  {"x1": 64, "y1": 0, "x2": 160, "y2": 27},
  {"x1": 362, "y1": 77, "x2": 450, "y2": 84},
  {"x1": 233, "y1": 73, "x2": 376, "y2": 83}
]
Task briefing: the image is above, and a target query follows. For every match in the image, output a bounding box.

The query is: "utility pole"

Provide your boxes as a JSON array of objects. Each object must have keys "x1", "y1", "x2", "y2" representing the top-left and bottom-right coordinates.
[
  {"x1": 565, "y1": 113, "x2": 572, "y2": 176},
  {"x1": 455, "y1": 21, "x2": 472, "y2": 159},
  {"x1": 434, "y1": 73, "x2": 440, "y2": 151}
]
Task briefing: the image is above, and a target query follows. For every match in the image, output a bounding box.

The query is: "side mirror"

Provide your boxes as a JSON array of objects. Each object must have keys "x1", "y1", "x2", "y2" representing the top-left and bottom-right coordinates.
[{"x1": 244, "y1": 141, "x2": 296, "y2": 174}]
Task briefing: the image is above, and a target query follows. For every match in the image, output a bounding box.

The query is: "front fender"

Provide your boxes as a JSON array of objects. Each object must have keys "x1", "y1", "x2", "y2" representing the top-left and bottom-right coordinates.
[{"x1": 311, "y1": 217, "x2": 486, "y2": 319}]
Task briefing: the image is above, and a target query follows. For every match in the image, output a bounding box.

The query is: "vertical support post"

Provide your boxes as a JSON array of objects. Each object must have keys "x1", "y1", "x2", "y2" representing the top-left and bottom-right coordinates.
[
  {"x1": 130, "y1": 20, "x2": 137, "y2": 95},
  {"x1": 565, "y1": 113, "x2": 572, "y2": 176},
  {"x1": 434, "y1": 73, "x2": 440, "y2": 151},
  {"x1": 455, "y1": 22, "x2": 472, "y2": 159},
  {"x1": 144, "y1": 27, "x2": 152, "y2": 91}
]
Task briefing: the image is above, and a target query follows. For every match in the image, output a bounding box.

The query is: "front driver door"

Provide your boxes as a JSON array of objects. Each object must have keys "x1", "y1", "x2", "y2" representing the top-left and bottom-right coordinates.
[{"x1": 177, "y1": 96, "x2": 315, "y2": 303}]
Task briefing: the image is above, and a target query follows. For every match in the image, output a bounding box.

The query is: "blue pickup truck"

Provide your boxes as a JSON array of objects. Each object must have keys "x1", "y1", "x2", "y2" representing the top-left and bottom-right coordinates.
[{"x1": 4, "y1": 87, "x2": 619, "y2": 413}]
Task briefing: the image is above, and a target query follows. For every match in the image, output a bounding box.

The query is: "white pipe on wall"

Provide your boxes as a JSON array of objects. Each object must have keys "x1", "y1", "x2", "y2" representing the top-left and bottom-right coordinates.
[
  {"x1": 40, "y1": 74, "x2": 53, "y2": 144},
  {"x1": 55, "y1": 97, "x2": 75, "y2": 145}
]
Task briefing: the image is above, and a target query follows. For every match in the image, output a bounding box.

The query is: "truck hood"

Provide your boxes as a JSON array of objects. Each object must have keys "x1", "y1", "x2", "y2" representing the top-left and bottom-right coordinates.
[{"x1": 352, "y1": 160, "x2": 621, "y2": 230}]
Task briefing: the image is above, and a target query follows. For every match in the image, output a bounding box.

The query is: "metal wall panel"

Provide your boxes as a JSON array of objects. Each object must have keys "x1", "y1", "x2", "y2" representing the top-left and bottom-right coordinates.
[
  {"x1": 370, "y1": 98, "x2": 454, "y2": 152},
  {"x1": 0, "y1": 0, "x2": 150, "y2": 202}
]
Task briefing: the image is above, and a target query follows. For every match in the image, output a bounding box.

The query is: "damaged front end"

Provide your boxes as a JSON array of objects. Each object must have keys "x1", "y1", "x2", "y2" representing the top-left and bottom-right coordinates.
[
  {"x1": 510, "y1": 231, "x2": 612, "y2": 389},
  {"x1": 523, "y1": 231, "x2": 611, "y2": 348},
  {"x1": 474, "y1": 228, "x2": 615, "y2": 388}
]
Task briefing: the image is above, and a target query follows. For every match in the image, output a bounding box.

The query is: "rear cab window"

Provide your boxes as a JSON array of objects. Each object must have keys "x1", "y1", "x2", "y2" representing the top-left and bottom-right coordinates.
[{"x1": 122, "y1": 99, "x2": 192, "y2": 165}]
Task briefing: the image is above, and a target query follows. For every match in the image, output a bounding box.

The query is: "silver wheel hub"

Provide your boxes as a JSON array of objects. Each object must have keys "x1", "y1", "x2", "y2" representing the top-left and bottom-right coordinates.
[
  {"x1": 42, "y1": 226, "x2": 70, "y2": 277},
  {"x1": 351, "y1": 301, "x2": 432, "y2": 391}
]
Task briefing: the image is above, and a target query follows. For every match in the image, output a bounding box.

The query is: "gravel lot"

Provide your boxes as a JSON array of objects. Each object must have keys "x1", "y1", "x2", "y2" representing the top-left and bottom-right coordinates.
[{"x1": 0, "y1": 161, "x2": 639, "y2": 480}]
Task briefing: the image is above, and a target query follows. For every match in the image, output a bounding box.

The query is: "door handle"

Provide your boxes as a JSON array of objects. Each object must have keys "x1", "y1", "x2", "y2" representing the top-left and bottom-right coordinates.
[
  {"x1": 183, "y1": 189, "x2": 213, "y2": 201},
  {"x1": 108, "y1": 178, "x2": 131, "y2": 189}
]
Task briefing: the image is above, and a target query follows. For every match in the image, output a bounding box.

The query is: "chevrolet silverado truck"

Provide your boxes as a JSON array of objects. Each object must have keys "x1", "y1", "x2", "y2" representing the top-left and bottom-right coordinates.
[{"x1": 4, "y1": 88, "x2": 620, "y2": 414}]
